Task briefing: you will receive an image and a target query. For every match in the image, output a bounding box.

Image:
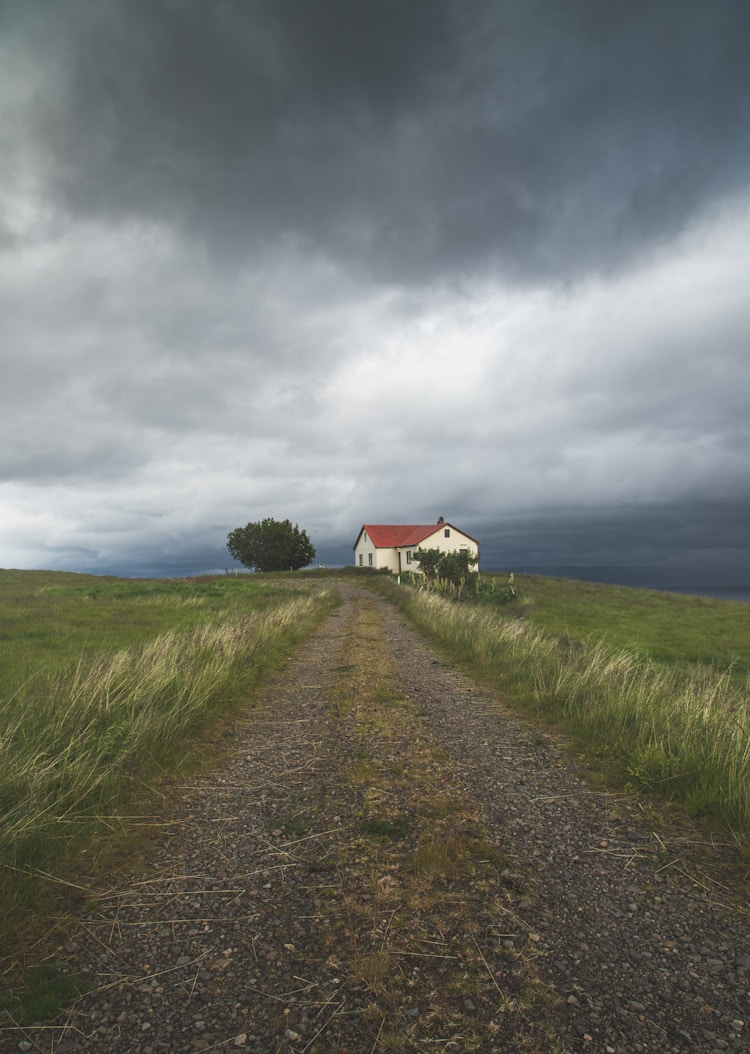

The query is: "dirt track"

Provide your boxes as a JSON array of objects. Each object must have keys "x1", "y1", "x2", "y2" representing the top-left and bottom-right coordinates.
[{"x1": 1, "y1": 584, "x2": 748, "y2": 1053}]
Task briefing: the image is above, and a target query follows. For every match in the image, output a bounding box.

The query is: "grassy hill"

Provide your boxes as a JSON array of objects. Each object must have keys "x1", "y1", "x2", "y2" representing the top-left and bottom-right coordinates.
[{"x1": 486, "y1": 572, "x2": 750, "y2": 676}]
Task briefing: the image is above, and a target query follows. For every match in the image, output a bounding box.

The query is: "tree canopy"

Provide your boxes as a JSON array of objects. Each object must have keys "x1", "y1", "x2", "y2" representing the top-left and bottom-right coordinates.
[{"x1": 227, "y1": 518, "x2": 315, "y2": 573}]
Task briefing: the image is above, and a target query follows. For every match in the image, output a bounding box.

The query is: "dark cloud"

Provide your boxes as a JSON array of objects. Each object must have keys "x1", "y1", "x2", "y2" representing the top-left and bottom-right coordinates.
[
  {"x1": 6, "y1": 0, "x2": 750, "y2": 283},
  {"x1": 465, "y1": 497, "x2": 750, "y2": 586}
]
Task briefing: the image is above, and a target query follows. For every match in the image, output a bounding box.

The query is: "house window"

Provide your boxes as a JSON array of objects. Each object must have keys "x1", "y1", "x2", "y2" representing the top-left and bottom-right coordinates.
[
  {"x1": 359, "y1": 554, "x2": 363, "y2": 567},
  {"x1": 364, "y1": 532, "x2": 368, "y2": 543},
  {"x1": 444, "y1": 528, "x2": 451, "y2": 538},
  {"x1": 368, "y1": 553, "x2": 373, "y2": 567},
  {"x1": 406, "y1": 551, "x2": 412, "y2": 564},
  {"x1": 460, "y1": 548, "x2": 468, "y2": 556}
]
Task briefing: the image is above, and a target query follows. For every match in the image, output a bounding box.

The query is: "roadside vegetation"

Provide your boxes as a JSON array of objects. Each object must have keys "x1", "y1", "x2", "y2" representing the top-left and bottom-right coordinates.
[
  {"x1": 495, "y1": 573, "x2": 750, "y2": 676},
  {"x1": 370, "y1": 570, "x2": 750, "y2": 846},
  {"x1": 0, "y1": 570, "x2": 336, "y2": 938}
]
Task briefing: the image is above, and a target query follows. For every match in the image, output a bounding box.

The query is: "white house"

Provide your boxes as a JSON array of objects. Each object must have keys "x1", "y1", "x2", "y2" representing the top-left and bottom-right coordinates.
[{"x1": 353, "y1": 519, "x2": 480, "y2": 574}]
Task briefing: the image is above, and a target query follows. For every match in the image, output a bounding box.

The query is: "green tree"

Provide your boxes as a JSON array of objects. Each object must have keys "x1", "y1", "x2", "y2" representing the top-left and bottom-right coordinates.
[{"x1": 227, "y1": 518, "x2": 316, "y2": 573}]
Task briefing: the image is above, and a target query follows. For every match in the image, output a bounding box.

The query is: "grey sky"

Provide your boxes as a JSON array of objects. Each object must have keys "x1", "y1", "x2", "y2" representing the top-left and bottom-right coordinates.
[{"x1": 1, "y1": 0, "x2": 749, "y2": 581}]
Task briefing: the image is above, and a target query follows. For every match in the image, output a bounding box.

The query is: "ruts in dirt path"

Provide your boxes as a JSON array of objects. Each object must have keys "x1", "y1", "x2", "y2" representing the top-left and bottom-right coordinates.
[{"x1": 1, "y1": 584, "x2": 748, "y2": 1054}]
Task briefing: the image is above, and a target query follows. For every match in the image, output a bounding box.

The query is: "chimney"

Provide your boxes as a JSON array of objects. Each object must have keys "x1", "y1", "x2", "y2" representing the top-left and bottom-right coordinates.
[{"x1": 437, "y1": 516, "x2": 445, "y2": 524}]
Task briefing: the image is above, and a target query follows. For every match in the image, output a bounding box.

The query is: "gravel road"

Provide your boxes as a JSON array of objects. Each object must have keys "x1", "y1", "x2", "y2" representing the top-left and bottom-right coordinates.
[{"x1": 1, "y1": 584, "x2": 747, "y2": 1053}]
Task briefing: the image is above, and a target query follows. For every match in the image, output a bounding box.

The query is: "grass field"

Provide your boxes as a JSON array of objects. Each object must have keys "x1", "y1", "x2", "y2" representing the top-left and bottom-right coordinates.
[
  {"x1": 0, "y1": 569, "x2": 315, "y2": 696},
  {"x1": 498, "y1": 572, "x2": 750, "y2": 676}
]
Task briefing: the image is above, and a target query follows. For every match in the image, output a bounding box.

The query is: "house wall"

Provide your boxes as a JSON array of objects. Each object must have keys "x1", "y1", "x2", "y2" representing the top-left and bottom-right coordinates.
[{"x1": 376, "y1": 548, "x2": 401, "y2": 573}]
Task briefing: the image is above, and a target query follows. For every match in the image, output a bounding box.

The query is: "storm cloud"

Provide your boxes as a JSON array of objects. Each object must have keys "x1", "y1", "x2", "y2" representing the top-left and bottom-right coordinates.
[{"x1": 2, "y1": 0, "x2": 749, "y2": 584}]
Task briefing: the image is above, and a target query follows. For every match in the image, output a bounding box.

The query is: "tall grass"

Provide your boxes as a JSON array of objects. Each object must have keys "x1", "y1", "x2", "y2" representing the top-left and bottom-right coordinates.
[
  {"x1": 0, "y1": 589, "x2": 334, "y2": 926},
  {"x1": 0, "y1": 569, "x2": 309, "y2": 695},
  {"x1": 484, "y1": 572, "x2": 750, "y2": 676},
  {"x1": 394, "y1": 588, "x2": 750, "y2": 843}
]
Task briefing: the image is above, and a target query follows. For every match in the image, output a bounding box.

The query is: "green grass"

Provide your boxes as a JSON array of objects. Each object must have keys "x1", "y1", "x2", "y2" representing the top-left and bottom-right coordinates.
[
  {"x1": 0, "y1": 963, "x2": 86, "y2": 1027},
  {"x1": 0, "y1": 569, "x2": 307, "y2": 696},
  {"x1": 0, "y1": 570, "x2": 337, "y2": 943},
  {"x1": 496, "y1": 573, "x2": 750, "y2": 675},
  {"x1": 360, "y1": 814, "x2": 411, "y2": 840}
]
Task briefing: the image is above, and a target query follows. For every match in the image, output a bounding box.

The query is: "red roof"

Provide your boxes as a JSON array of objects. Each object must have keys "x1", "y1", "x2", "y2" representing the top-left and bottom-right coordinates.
[{"x1": 356, "y1": 523, "x2": 479, "y2": 549}]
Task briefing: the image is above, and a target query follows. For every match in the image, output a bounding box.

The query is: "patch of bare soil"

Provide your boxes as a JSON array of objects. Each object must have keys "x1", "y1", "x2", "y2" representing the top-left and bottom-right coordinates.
[{"x1": 1, "y1": 584, "x2": 747, "y2": 1054}]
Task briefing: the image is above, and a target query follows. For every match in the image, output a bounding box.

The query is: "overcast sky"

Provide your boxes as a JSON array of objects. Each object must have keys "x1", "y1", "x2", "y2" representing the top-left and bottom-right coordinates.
[{"x1": 2, "y1": 0, "x2": 749, "y2": 583}]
